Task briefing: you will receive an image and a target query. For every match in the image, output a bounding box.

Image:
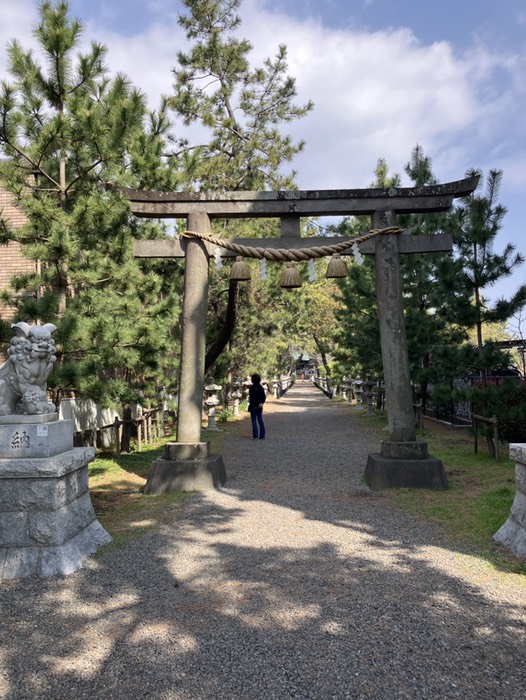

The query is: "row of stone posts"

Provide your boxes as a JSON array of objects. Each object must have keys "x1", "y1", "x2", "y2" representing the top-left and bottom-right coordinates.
[
  {"x1": 341, "y1": 376, "x2": 381, "y2": 413},
  {"x1": 202, "y1": 375, "x2": 293, "y2": 429},
  {"x1": 313, "y1": 375, "x2": 384, "y2": 415}
]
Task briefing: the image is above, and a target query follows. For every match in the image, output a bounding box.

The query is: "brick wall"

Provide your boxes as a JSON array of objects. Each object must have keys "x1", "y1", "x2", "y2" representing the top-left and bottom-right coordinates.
[{"x1": 0, "y1": 186, "x2": 37, "y2": 319}]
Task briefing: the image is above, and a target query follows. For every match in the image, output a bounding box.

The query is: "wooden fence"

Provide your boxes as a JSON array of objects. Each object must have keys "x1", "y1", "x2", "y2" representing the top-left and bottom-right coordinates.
[
  {"x1": 472, "y1": 413, "x2": 500, "y2": 461},
  {"x1": 73, "y1": 407, "x2": 163, "y2": 454}
]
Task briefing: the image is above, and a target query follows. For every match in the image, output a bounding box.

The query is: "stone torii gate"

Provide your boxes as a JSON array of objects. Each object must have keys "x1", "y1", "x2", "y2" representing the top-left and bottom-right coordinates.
[{"x1": 118, "y1": 175, "x2": 478, "y2": 493}]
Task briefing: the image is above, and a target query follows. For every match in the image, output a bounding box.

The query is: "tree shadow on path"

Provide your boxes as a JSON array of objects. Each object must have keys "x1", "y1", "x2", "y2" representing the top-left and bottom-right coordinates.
[{"x1": 1, "y1": 385, "x2": 526, "y2": 699}]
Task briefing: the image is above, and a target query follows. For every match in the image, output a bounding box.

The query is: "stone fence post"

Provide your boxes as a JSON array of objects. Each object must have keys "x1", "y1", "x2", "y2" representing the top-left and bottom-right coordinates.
[{"x1": 493, "y1": 444, "x2": 526, "y2": 560}]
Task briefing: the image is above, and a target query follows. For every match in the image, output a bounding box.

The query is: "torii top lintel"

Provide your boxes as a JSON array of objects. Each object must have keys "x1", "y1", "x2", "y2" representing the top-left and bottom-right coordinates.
[{"x1": 115, "y1": 175, "x2": 479, "y2": 219}]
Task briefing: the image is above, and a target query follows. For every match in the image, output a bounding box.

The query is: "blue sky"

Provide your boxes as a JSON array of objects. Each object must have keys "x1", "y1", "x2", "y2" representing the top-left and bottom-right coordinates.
[{"x1": 1, "y1": 0, "x2": 525, "y2": 312}]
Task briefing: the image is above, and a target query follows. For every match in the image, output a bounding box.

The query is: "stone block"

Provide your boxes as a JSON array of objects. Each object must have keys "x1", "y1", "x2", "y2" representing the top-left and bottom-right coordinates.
[
  {"x1": 0, "y1": 413, "x2": 58, "y2": 425},
  {"x1": 39, "y1": 520, "x2": 111, "y2": 577},
  {"x1": 27, "y1": 492, "x2": 97, "y2": 546},
  {"x1": 514, "y1": 462, "x2": 526, "y2": 494},
  {"x1": 0, "y1": 545, "x2": 40, "y2": 580},
  {"x1": 493, "y1": 518, "x2": 526, "y2": 560},
  {"x1": 0, "y1": 467, "x2": 88, "y2": 512},
  {"x1": 0, "y1": 447, "x2": 95, "y2": 479},
  {"x1": 510, "y1": 489, "x2": 526, "y2": 527},
  {"x1": 164, "y1": 441, "x2": 210, "y2": 461},
  {"x1": 144, "y1": 454, "x2": 226, "y2": 494},
  {"x1": 365, "y1": 453, "x2": 448, "y2": 490},
  {"x1": 0, "y1": 419, "x2": 74, "y2": 459},
  {"x1": 0, "y1": 425, "x2": 110, "y2": 579},
  {"x1": 0, "y1": 511, "x2": 29, "y2": 546},
  {"x1": 492, "y1": 444, "x2": 526, "y2": 561},
  {"x1": 0, "y1": 520, "x2": 112, "y2": 579},
  {"x1": 380, "y1": 440, "x2": 428, "y2": 460},
  {"x1": 509, "y1": 443, "x2": 526, "y2": 466}
]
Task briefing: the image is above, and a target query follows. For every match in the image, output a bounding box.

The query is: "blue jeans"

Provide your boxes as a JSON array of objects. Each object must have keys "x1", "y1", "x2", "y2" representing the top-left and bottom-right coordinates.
[{"x1": 250, "y1": 407, "x2": 265, "y2": 439}]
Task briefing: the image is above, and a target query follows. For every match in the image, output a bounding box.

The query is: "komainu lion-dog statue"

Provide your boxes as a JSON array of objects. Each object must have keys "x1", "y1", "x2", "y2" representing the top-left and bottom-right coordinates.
[{"x1": 0, "y1": 322, "x2": 57, "y2": 416}]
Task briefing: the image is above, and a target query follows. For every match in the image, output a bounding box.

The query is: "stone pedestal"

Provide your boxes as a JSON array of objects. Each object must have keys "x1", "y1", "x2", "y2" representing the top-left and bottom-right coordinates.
[
  {"x1": 493, "y1": 444, "x2": 526, "y2": 560},
  {"x1": 0, "y1": 417, "x2": 111, "y2": 579},
  {"x1": 365, "y1": 440, "x2": 449, "y2": 490},
  {"x1": 144, "y1": 441, "x2": 226, "y2": 494}
]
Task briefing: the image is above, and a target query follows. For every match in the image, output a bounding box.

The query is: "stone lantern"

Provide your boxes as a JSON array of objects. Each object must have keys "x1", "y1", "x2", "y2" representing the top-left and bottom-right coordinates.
[
  {"x1": 204, "y1": 377, "x2": 222, "y2": 431},
  {"x1": 346, "y1": 376, "x2": 354, "y2": 403},
  {"x1": 242, "y1": 377, "x2": 252, "y2": 402},
  {"x1": 353, "y1": 377, "x2": 363, "y2": 408},
  {"x1": 364, "y1": 375, "x2": 375, "y2": 416},
  {"x1": 272, "y1": 377, "x2": 280, "y2": 398},
  {"x1": 231, "y1": 376, "x2": 242, "y2": 417}
]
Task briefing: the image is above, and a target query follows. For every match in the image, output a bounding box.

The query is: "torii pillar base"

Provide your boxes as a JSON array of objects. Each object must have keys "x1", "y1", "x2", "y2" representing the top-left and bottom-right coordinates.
[
  {"x1": 365, "y1": 441, "x2": 448, "y2": 490},
  {"x1": 144, "y1": 442, "x2": 226, "y2": 494}
]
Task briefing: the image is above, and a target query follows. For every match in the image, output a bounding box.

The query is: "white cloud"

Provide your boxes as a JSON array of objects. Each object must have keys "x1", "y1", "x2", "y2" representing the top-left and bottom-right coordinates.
[
  {"x1": 90, "y1": 19, "x2": 185, "y2": 103},
  {"x1": 241, "y1": 3, "x2": 526, "y2": 195},
  {"x1": 0, "y1": 0, "x2": 38, "y2": 72},
  {"x1": 1, "y1": 0, "x2": 524, "y2": 302},
  {"x1": 239, "y1": 9, "x2": 479, "y2": 186},
  {"x1": 3, "y1": 1, "x2": 523, "y2": 193}
]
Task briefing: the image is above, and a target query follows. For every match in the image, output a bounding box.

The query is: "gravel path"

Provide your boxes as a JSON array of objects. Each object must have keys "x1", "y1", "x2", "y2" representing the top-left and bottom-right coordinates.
[{"x1": 1, "y1": 383, "x2": 526, "y2": 699}]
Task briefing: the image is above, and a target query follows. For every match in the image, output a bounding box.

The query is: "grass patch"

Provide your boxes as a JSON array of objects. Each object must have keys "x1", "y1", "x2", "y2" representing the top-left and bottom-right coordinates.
[
  {"x1": 90, "y1": 409, "x2": 525, "y2": 575},
  {"x1": 89, "y1": 425, "x2": 231, "y2": 551},
  {"x1": 357, "y1": 411, "x2": 524, "y2": 574}
]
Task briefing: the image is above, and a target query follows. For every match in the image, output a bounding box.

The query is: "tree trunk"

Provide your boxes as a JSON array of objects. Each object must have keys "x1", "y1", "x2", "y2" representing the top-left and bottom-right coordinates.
[
  {"x1": 205, "y1": 280, "x2": 239, "y2": 373},
  {"x1": 120, "y1": 404, "x2": 133, "y2": 453},
  {"x1": 313, "y1": 334, "x2": 332, "y2": 395},
  {"x1": 474, "y1": 280, "x2": 495, "y2": 456}
]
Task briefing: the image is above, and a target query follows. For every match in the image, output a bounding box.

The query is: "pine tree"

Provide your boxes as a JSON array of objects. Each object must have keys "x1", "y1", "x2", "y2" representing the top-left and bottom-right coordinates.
[
  {"x1": 332, "y1": 159, "x2": 401, "y2": 381},
  {"x1": 169, "y1": 0, "x2": 313, "y2": 380},
  {"x1": 397, "y1": 146, "x2": 468, "y2": 414},
  {"x1": 0, "y1": 0, "x2": 183, "y2": 405},
  {"x1": 439, "y1": 169, "x2": 526, "y2": 449},
  {"x1": 442, "y1": 168, "x2": 526, "y2": 385},
  {"x1": 170, "y1": 0, "x2": 313, "y2": 191}
]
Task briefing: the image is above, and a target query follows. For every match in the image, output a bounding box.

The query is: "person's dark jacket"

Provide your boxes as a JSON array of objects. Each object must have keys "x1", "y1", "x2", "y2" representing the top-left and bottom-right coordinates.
[{"x1": 248, "y1": 383, "x2": 266, "y2": 410}]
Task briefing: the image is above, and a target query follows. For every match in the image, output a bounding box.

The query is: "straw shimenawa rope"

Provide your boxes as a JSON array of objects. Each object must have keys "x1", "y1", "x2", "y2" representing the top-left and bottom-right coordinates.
[{"x1": 179, "y1": 226, "x2": 403, "y2": 262}]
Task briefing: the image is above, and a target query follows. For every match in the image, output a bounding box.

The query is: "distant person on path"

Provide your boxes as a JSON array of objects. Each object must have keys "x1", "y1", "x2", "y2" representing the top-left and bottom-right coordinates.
[{"x1": 248, "y1": 373, "x2": 266, "y2": 440}]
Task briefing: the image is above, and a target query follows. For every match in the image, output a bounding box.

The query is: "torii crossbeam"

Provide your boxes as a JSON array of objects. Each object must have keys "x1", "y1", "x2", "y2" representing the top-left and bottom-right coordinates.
[{"x1": 117, "y1": 175, "x2": 478, "y2": 492}]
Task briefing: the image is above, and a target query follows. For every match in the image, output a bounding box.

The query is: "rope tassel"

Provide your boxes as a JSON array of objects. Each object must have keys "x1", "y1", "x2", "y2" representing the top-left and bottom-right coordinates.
[{"x1": 279, "y1": 262, "x2": 302, "y2": 288}]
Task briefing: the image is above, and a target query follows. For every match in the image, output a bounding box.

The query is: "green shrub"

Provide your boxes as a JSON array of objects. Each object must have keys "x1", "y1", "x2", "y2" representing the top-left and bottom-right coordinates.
[
  {"x1": 492, "y1": 383, "x2": 526, "y2": 443},
  {"x1": 217, "y1": 406, "x2": 235, "y2": 422}
]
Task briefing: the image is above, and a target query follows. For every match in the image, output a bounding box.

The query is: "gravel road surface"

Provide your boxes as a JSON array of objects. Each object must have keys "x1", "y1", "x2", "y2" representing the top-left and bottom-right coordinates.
[{"x1": 1, "y1": 383, "x2": 525, "y2": 699}]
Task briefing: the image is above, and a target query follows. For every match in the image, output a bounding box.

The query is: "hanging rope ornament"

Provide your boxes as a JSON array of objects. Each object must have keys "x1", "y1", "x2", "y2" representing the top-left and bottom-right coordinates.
[
  {"x1": 352, "y1": 242, "x2": 364, "y2": 266},
  {"x1": 179, "y1": 226, "x2": 402, "y2": 286},
  {"x1": 229, "y1": 256, "x2": 251, "y2": 281},
  {"x1": 325, "y1": 253, "x2": 348, "y2": 278},
  {"x1": 260, "y1": 258, "x2": 267, "y2": 281},
  {"x1": 279, "y1": 262, "x2": 302, "y2": 288},
  {"x1": 308, "y1": 258, "x2": 316, "y2": 282},
  {"x1": 179, "y1": 226, "x2": 402, "y2": 263},
  {"x1": 214, "y1": 247, "x2": 223, "y2": 270}
]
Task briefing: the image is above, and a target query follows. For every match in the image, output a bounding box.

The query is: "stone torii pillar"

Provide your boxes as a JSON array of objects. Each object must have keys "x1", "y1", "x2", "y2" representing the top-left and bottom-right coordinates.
[
  {"x1": 142, "y1": 211, "x2": 226, "y2": 494},
  {"x1": 364, "y1": 209, "x2": 446, "y2": 489},
  {"x1": 178, "y1": 212, "x2": 211, "y2": 444},
  {"x1": 117, "y1": 176, "x2": 478, "y2": 493}
]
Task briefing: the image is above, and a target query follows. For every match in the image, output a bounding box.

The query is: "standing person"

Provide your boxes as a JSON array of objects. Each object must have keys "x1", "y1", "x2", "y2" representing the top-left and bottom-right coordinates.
[{"x1": 248, "y1": 373, "x2": 266, "y2": 440}]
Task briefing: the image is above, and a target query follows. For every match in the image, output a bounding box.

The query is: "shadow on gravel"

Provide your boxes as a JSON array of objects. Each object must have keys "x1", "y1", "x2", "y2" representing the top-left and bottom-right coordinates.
[
  {"x1": 2, "y1": 503, "x2": 526, "y2": 699},
  {"x1": 1, "y1": 385, "x2": 526, "y2": 698}
]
